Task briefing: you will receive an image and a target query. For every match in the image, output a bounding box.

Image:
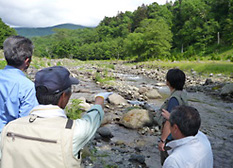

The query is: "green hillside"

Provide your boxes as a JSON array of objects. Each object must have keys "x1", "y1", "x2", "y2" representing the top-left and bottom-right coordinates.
[{"x1": 15, "y1": 24, "x2": 91, "y2": 38}]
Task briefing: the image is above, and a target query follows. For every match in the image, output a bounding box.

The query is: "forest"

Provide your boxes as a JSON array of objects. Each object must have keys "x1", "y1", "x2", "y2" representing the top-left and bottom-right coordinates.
[{"x1": 0, "y1": 0, "x2": 233, "y2": 62}]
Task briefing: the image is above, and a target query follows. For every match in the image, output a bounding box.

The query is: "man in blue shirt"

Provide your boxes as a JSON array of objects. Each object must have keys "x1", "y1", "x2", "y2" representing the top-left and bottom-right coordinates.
[{"x1": 0, "y1": 36, "x2": 38, "y2": 132}]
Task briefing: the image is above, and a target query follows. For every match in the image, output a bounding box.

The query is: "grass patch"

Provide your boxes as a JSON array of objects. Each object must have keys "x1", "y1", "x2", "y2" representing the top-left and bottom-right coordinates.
[
  {"x1": 96, "y1": 63, "x2": 115, "y2": 70},
  {"x1": 31, "y1": 56, "x2": 84, "y2": 69},
  {"x1": 94, "y1": 71, "x2": 115, "y2": 84},
  {"x1": 135, "y1": 61, "x2": 233, "y2": 76},
  {"x1": 0, "y1": 60, "x2": 6, "y2": 69},
  {"x1": 66, "y1": 99, "x2": 83, "y2": 119}
]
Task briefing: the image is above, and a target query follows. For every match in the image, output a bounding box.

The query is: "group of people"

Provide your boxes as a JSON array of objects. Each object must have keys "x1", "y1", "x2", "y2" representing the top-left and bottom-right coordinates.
[
  {"x1": 0, "y1": 36, "x2": 112, "y2": 168},
  {"x1": 155, "y1": 68, "x2": 213, "y2": 167},
  {"x1": 0, "y1": 35, "x2": 213, "y2": 168}
]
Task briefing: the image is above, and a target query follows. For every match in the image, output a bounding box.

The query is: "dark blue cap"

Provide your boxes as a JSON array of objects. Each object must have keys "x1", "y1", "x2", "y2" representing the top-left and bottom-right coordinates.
[{"x1": 35, "y1": 66, "x2": 79, "y2": 94}]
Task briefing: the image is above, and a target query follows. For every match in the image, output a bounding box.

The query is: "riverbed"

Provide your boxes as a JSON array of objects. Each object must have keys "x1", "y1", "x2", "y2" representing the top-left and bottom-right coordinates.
[{"x1": 72, "y1": 69, "x2": 233, "y2": 168}]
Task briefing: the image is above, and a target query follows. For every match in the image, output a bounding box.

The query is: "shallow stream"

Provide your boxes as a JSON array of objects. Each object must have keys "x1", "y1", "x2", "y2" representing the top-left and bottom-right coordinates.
[
  {"x1": 73, "y1": 72, "x2": 233, "y2": 168},
  {"x1": 118, "y1": 73, "x2": 233, "y2": 168}
]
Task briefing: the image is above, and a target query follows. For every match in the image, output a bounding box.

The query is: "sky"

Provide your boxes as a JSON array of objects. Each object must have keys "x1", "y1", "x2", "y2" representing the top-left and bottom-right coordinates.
[{"x1": 0, "y1": 0, "x2": 173, "y2": 28}]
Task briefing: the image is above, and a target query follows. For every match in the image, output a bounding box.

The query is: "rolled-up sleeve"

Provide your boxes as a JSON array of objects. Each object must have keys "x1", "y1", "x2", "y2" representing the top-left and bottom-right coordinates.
[{"x1": 72, "y1": 104, "x2": 104, "y2": 157}]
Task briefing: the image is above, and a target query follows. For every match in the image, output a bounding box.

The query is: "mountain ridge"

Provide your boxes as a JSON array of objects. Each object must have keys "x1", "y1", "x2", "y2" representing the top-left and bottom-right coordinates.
[{"x1": 15, "y1": 23, "x2": 92, "y2": 38}]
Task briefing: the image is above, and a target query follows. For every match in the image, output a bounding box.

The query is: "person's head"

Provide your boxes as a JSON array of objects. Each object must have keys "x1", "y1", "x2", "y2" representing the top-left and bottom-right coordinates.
[
  {"x1": 3, "y1": 36, "x2": 34, "y2": 70},
  {"x1": 169, "y1": 105, "x2": 201, "y2": 139},
  {"x1": 166, "y1": 68, "x2": 185, "y2": 90},
  {"x1": 35, "y1": 66, "x2": 79, "y2": 109}
]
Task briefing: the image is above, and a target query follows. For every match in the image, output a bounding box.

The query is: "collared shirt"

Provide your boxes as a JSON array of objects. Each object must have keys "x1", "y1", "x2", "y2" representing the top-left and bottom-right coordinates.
[
  {"x1": 0, "y1": 65, "x2": 38, "y2": 132},
  {"x1": 163, "y1": 131, "x2": 213, "y2": 168},
  {"x1": 166, "y1": 97, "x2": 179, "y2": 140},
  {"x1": 30, "y1": 104, "x2": 104, "y2": 158}
]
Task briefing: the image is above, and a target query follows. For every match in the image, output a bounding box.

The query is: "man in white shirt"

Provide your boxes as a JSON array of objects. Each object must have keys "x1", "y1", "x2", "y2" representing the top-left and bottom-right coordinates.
[
  {"x1": 163, "y1": 105, "x2": 213, "y2": 168},
  {"x1": 1, "y1": 66, "x2": 112, "y2": 168}
]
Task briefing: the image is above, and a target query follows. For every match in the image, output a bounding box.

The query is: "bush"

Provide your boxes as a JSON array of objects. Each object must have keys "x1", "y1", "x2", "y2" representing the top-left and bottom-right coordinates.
[
  {"x1": 226, "y1": 54, "x2": 233, "y2": 62},
  {"x1": 210, "y1": 54, "x2": 221, "y2": 60}
]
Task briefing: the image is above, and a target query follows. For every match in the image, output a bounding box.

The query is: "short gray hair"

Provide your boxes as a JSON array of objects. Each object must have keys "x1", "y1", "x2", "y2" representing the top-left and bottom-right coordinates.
[
  {"x1": 3, "y1": 36, "x2": 34, "y2": 67},
  {"x1": 169, "y1": 105, "x2": 201, "y2": 137}
]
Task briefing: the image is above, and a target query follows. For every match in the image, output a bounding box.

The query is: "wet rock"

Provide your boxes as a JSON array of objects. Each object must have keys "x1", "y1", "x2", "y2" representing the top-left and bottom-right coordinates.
[
  {"x1": 120, "y1": 109, "x2": 154, "y2": 129},
  {"x1": 97, "y1": 126, "x2": 114, "y2": 140},
  {"x1": 129, "y1": 154, "x2": 145, "y2": 164},
  {"x1": 94, "y1": 133, "x2": 102, "y2": 141}
]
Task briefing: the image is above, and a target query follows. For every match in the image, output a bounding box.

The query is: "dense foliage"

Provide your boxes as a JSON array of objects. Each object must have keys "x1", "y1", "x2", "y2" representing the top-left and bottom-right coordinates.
[
  {"x1": 0, "y1": 18, "x2": 16, "y2": 49},
  {"x1": 1, "y1": 0, "x2": 233, "y2": 61},
  {"x1": 32, "y1": 2, "x2": 174, "y2": 61}
]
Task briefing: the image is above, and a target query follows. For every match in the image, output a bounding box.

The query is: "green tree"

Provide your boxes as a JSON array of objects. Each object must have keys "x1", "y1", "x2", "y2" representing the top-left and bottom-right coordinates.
[
  {"x1": 125, "y1": 18, "x2": 172, "y2": 61},
  {"x1": 124, "y1": 32, "x2": 145, "y2": 59},
  {"x1": 222, "y1": 0, "x2": 233, "y2": 44},
  {"x1": 131, "y1": 4, "x2": 148, "y2": 32},
  {"x1": 0, "y1": 18, "x2": 17, "y2": 49},
  {"x1": 97, "y1": 11, "x2": 133, "y2": 40},
  {"x1": 172, "y1": 0, "x2": 219, "y2": 53},
  {"x1": 147, "y1": 2, "x2": 173, "y2": 27}
]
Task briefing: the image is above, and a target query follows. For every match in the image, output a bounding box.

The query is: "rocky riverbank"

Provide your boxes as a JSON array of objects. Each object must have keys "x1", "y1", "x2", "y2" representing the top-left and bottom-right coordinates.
[
  {"x1": 27, "y1": 59, "x2": 233, "y2": 168},
  {"x1": 66, "y1": 61, "x2": 233, "y2": 103}
]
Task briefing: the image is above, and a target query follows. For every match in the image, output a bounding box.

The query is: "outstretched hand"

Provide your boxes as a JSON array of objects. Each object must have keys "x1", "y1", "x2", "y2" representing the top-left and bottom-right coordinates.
[
  {"x1": 162, "y1": 109, "x2": 170, "y2": 120},
  {"x1": 95, "y1": 92, "x2": 113, "y2": 100}
]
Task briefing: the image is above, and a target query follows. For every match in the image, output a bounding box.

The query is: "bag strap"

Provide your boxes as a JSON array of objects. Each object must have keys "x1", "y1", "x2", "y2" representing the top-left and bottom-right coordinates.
[{"x1": 65, "y1": 119, "x2": 73, "y2": 129}]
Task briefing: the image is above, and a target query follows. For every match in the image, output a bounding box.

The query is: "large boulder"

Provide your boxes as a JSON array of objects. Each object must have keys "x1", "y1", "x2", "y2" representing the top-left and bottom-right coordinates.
[
  {"x1": 120, "y1": 109, "x2": 153, "y2": 129},
  {"x1": 145, "y1": 89, "x2": 162, "y2": 99},
  {"x1": 108, "y1": 93, "x2": 128, "y2": 105}
]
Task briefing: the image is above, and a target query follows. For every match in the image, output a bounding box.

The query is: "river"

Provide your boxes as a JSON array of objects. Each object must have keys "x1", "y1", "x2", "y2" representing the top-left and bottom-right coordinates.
[
  {"x1": 71, "y1": 66, "x2": 233, "y2": 168},
  {"x1": 121, "y1": 73, "x2": 233, "y2": 168}
]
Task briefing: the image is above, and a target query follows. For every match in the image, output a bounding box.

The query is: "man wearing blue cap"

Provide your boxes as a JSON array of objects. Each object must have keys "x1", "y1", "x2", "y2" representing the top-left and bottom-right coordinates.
[{"x1": 0, "y1": 66, "x2": 112, "y2": 168}]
